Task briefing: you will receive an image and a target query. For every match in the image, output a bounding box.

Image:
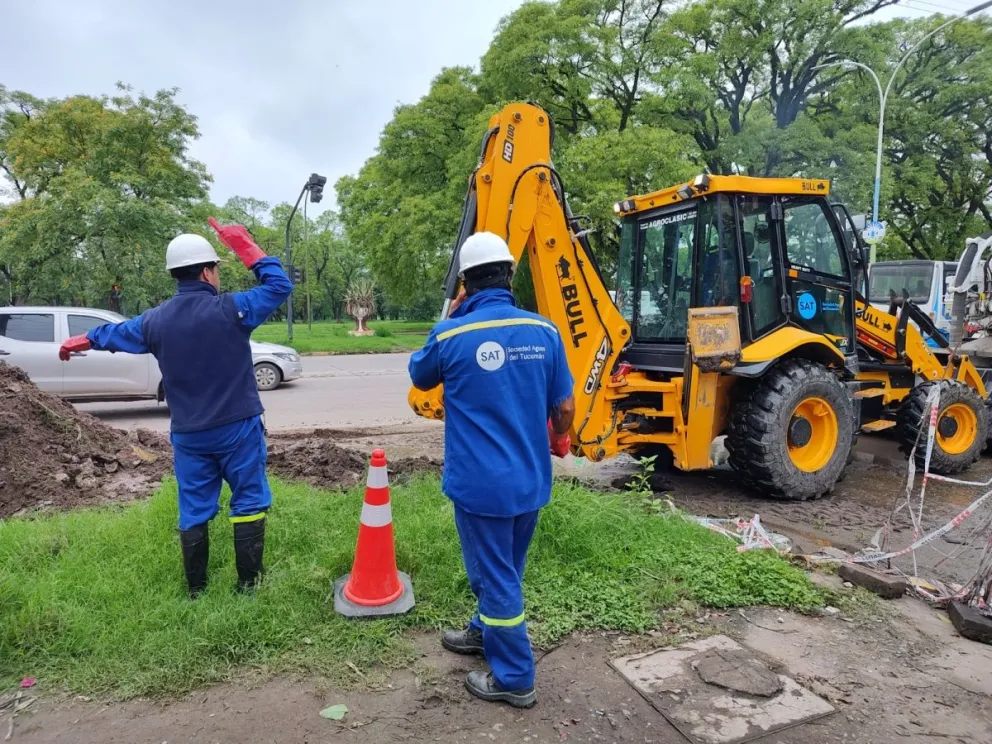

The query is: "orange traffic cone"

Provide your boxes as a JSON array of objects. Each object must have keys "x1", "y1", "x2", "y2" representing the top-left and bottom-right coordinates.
[{"x1": 333, "y1": 449, "x2": 415, "y2": 618}]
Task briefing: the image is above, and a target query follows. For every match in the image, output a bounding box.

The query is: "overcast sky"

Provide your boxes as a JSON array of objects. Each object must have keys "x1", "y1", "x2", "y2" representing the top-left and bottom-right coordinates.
[
  {"x1": 1, "y1": 0, "x2": 964, "y2": 215},
  {"x1": 2, "y1": 0, "x2": 527, "y2": 213}
]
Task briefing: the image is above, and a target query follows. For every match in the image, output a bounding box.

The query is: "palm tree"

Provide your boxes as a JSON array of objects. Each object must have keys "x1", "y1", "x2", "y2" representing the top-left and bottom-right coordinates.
[{"x1": 345, "y1": 277, "x2": 376, "y2": 336}]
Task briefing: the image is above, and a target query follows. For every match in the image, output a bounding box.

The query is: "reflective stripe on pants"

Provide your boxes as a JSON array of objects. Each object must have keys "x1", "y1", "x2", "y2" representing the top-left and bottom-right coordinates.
[{"x1": 454, "y1": 506, "x2": 539, "y2": 691}]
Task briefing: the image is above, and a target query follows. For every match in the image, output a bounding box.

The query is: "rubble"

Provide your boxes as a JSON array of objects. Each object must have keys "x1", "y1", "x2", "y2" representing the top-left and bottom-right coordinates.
[
  {"x1": 691, "y1": 648, "x2": 783, "y2": 697},
  {"x1": 837, "y1": 563, "x2": 909, "y2": 599},
  {"x1": 948, "y1": 602, "x2": 992, "y2": 645}
]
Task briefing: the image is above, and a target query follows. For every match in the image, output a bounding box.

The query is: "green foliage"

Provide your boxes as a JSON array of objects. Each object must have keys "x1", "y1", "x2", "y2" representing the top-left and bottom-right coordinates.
[
  {"x1": 344, "y1": 276, "x2": 377, "y2": 319},
  {"x1": 252, "y1": 320, "x2": 427, "y2": 354},
  {"x1": 624, "y1": 454, "x2": 658, "y2": 502},
  {"x1": 338, "y1": 0, "x2": 992, "y2": 275},
  {"x1": 336, "y1": 68, "x2": 489, "y2": 307},
  {"x1": 0, "y1": 84, "x2": 211, "y2": 311},
  {"x1": 0, "y1": 476, "x2": 819, "y2": 697}
]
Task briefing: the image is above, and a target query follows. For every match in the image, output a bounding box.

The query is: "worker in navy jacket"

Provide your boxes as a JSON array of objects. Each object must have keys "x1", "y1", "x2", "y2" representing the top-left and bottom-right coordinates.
[
  {"x1": 408, "y1": 231, "x2": 576, "y2": 709},
  {"x1": 58, "y1": 219, "x2": 294, "y2": 597}
]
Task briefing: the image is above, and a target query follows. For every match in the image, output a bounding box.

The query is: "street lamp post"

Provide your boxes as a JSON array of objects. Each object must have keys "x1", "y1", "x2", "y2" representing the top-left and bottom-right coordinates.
[
  {"x1": 815, "y1": 1, "x2": 992, "y2": 262},
  {"x1": 284, "y1": 173, "x2": 327, "y2": 341}
]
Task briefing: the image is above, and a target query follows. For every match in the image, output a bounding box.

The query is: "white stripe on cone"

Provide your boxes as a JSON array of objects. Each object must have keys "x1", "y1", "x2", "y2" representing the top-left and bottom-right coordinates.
[
  {"x1": 360, "y1": 502, "x2": 393, "y2": 528},
  {"x1": 367, "y1": 465, "x2": 389, "y2": 489}
]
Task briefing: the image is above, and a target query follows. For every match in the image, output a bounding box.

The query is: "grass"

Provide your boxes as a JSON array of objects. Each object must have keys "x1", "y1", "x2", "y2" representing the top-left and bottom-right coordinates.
[
  {"x1": 0, "y1": 476, "x2": 822, "y2": 698},
  {"x1": 252, "y1": 320, "x2": 432, "y2": 354}
]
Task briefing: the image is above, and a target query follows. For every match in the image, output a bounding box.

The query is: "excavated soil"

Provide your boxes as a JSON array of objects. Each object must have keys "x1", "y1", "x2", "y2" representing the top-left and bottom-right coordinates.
[
  {"x1": 266, "y1": 437, "x2": 442, "y2": 489},
  {"x1": 0, "y1": 363, "x2": 442, "y2": 519},
  {"x1": 0, "y1": 363, "x2": 171, "y2": 518}
]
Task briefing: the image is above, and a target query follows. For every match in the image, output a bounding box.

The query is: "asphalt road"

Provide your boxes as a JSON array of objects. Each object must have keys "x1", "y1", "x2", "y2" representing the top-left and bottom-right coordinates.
[
  {"x1": 74, "y1": 353, "x2": 422, "y2": 433},
  {"x1": 74, "y1": 349, "x2": 906, "y2": 464}
]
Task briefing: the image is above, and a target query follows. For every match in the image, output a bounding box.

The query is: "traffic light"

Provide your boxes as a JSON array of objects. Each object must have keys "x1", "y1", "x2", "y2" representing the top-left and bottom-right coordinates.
[
  {"x1": 291, "y1": 266, "x2": 304, "y2": 284},
  {"x1": 308, "y1": 173, "x2": 327, "y2": 204}
]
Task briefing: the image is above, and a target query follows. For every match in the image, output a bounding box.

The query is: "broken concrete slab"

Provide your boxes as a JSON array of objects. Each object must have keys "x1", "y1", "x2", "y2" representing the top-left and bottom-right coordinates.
[
  {"x1": 948, "y1": 602, "x2": 992, "y2": 645},
  {"x1": 816, "y1": 546, "x2": 851, "y2": 561},
  {"x1": 610, "y1": 635, "x2": 834, "y2": 744},
  {"x1": 837, "y1": 562, "x2": 908, "y2": 599},
  {"x1": 692, "y1": 649, "x2": 783, "y2": 697}
]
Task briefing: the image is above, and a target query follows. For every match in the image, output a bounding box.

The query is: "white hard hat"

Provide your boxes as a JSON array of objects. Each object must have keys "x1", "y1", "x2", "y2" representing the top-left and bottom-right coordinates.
[
  {"x1": 459, "y1": 232, "x2": 515, "y2": 276},
  {"x1": 165, "y1": 233, "x2": 223, "y2": 271}
]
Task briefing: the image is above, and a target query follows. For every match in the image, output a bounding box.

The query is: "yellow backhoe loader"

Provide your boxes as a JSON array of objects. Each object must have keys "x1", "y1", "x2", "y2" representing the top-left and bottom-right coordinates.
[{"x1": 408, "y1": 101, "x2": 988, "y2": 499}]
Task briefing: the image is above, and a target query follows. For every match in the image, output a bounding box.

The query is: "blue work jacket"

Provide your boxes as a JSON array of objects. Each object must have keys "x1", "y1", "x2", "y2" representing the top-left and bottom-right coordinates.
[
  {"x1": 408, "y1": 289, "x2": 574, "y2": 517},
  {"x1": 87, "y1": 257, "x2": 293, "y2": 433}
]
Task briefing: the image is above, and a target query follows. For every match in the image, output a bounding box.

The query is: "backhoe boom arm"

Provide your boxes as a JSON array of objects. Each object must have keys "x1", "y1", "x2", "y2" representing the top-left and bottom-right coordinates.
[{"x1": 408, "y1": 103, "x2": 631, "y2": 457}]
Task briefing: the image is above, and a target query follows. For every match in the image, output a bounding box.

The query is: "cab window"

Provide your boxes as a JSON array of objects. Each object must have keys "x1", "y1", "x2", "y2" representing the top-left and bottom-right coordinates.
[
  {"x1": 616, "y1": 221, "x2": 635, "y2": 325},
  {"x1": 694, "y1": 198, "x2": 738, "y2": 308},
  {"x1": 635, "y1": 206, "x2": 696, "y2": 343},
  {"x1": 782, "y1": 199, "x2": 846, "y2": 277},
  {"x1": 739, "y1": 196, "x2": 783, "y2": 335}
]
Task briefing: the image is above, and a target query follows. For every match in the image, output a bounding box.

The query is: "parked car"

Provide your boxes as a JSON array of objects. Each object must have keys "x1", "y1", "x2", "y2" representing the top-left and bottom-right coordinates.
[{"x1": 0, "y1": 306, "x2": 302, "y2": 401}]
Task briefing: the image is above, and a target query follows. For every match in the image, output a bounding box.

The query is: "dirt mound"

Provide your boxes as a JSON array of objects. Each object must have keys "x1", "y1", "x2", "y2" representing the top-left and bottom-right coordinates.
[
  {"x1": 389, "y1": 455, "x2": 443, "y2": 480},
  {"x1": 267, "y1": 439, "x2": 368, "y2": 489},
  {"x1": 0, "y1": 362, "x2": 172, "y2": 518},
  {"x1": 267, "y1": 438, "x2": 442, "y2": 490}
]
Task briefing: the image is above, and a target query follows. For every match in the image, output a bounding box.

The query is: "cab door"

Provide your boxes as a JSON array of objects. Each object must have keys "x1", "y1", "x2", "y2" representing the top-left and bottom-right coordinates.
[{"x1": 776, "y1": 196, "x2": 856, "y2": 355}]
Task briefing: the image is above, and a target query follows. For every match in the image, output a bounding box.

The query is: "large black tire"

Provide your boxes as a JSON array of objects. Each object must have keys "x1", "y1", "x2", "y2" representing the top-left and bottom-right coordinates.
[
  {"x1": 897, "y1": 380, "x2": 987, "y2": 475},
  {"x1": 726, "y1": 360, "x2": 854, "y2": 501}
]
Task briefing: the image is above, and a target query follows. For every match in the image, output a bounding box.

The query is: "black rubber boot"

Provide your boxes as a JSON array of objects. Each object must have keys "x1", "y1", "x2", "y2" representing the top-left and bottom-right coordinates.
[
  {"x1": 179, "y1": 523, "x2": 209, "y2": 598},
  {"x1": 465, "y1": 670, "x2": 536, "y2": 708},
  {"x1": 442, "y1": 626, "x2": 484, "y2": 656},
  {"x1": 233, "y1": 518, "x2": 265, "y2": 593}
]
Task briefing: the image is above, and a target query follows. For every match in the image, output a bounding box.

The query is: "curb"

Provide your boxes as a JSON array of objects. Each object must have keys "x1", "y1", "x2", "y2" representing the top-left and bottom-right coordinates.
[{"x1": 297, "y1": 350, "x2": 418, "y2": 358}]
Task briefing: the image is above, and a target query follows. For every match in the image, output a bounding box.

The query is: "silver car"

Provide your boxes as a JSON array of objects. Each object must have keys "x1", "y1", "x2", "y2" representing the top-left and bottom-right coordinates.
[
  {"x1": 0, "y1": 306, "x2": 302, "y2": 401},
  {"x1": 249, "y1": 340, "x2": 303, "y2": 391}
]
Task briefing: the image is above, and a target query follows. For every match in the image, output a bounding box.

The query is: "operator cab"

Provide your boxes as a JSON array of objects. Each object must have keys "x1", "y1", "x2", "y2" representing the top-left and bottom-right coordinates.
[{"x1": 614, "y1": 176, "x2": 860, "y2": 375}]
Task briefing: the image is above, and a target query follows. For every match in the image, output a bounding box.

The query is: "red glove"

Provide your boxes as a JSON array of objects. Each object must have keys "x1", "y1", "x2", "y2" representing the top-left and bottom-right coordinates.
[
  {"x1": 548, "y1": 418, "x2": 571, "y2": 458},
  {"x1": 207, "y1": 217, "x2": 266, "y2": 268},
  {"x1": 59, "y1": 334, "x2": 92, "y2": 361}
]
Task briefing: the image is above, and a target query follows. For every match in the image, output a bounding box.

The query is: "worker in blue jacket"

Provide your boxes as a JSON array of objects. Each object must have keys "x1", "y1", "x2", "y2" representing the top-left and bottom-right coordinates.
[
  {"x1": 409, "y1": 231, "x2": 576, "y2": 709},
  {"x1": 58, "y1": 218, "x2": 294, "y2": 598}
]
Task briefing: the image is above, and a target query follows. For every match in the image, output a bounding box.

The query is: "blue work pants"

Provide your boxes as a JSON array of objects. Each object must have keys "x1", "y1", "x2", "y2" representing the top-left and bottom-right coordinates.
[
  {"x1": 171, "y1": 415, "x2": 272, "y2": 531},
  {"x1": 454, "y1": 506, "x2": 539, "y2": 691}
]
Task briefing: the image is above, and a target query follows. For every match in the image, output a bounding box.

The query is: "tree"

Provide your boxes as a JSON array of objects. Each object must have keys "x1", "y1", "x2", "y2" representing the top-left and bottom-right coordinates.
[
  {"x1": 0, "y1": 83, "x2": 211, "y2": 311},
  {"x1": 336, "y1": 67, "x2": 488, "y2": 310},
  {"x1": 653, "y1": 0, "x2": 898, "y2": 176},
  {"x1": 344, "y1": 277, "x2": 377, "y2": 335},
  {"x1": 879, "y1": 17, "x2": 992, "y2": 258},
  {"x1": 480, "y1": 0, "x2": 672, "y2": 135}
]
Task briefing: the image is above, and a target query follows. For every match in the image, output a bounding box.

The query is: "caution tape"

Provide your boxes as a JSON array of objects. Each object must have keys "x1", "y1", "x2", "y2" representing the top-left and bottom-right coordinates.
[
  {"x1": 812, "y1": 488, "x2": 992, "y2": 566},
  {"x1": 690, "y1": 514, "x2": 791, "y2": 554}
]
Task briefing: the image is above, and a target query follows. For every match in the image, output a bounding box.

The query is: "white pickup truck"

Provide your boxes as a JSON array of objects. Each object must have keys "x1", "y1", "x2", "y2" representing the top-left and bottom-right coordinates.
[{"x1": 0, "y1": 306, "x2": 302, "y2": 401}]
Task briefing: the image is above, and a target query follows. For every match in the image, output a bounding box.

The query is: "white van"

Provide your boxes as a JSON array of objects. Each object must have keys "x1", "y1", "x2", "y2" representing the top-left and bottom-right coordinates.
[{"x1": 868, "y1": 260, "x2": 957, "y2": 348}]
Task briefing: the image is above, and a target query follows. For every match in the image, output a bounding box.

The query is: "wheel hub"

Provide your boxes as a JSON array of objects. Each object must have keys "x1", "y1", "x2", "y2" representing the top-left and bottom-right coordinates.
[
  {"x1": 937, "y1": 415, "x2": 958, "y2": 439},
  {"x1": 788, "y1": 416, "x2": 813, "y2": 448}
]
